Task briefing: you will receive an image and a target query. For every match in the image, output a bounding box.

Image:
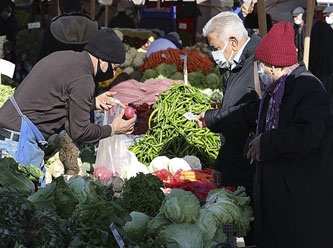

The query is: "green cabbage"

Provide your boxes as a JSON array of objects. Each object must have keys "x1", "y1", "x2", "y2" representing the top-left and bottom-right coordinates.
[
  {"x1": 195, "y1": 208, "x2": 218, "y2": 241},
  {"x1": 146, "y1": 212, "x2": 171, "y2": 235},
  {"x1": 159, "y1": 188, "x2": 200, "y2": 223},
  {"x1": 156, "y1": 223, "x2": 203, "y2": 248},
  {"x1": 202, "y1": 187, "x2": 254, "y2": 237},
  {"x1": 123, "y1": 211, "x2": 151, "y2": 243}
]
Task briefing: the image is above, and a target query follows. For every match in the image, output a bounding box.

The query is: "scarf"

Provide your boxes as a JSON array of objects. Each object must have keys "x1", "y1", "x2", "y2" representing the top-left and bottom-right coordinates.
[{"x1": 257, "y1": 63, "x2": 299, "y2": 133}]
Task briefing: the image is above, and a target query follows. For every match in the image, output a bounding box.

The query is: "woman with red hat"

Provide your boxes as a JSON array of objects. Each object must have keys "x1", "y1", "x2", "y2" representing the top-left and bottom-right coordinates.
[{"x1": 195, "y1": 21, "x2": 333, "y2": 247}]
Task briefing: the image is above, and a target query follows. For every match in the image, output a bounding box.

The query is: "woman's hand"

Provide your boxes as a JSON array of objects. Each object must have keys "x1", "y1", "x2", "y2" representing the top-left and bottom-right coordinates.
[
  {"x1": 110, "y1": 109, "x2": 137, "y2": 135},
  {"x1": 247, "y1": 133, "x2": 262, "y2": 162},
  {"x1": 194, "y1": 111, "x2": 207, "y2": 128},
  {"x1": 96, "y1": 91, "x2": 126, "y2": 111}
]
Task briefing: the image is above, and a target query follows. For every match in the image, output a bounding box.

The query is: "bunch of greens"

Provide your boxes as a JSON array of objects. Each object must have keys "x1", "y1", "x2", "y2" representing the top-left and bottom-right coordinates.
[
  {"x1": 119, "y1": 172, "x2": 165, "y2": 217},
  {"x1": 68, "y1": 200, "x2": 131, "y2": 247},
  {"x1": 0, "y1": 187, "x2": 34, "y2": 247},
  {"x1": 0, "y1": 157, "x2": 38, "y2": 194},
  {"x1": 26, "y1": 209, "x2": 70, "y2": 247}
]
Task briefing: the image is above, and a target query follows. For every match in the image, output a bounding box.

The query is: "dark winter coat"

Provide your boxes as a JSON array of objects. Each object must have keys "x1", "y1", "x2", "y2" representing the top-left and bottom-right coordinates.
[
  {"x1": 207, "y1": 33, "x2": 261, "y2": 188},
  {"x1": 205, "y1": 63, "x2": 333, "y2": 248},
  {"x1": 309, "y1": 20, "x2": 333, "y2": 113},
  {"x1": 37, "y1": 13, "x2": 98, "y2": 61}
]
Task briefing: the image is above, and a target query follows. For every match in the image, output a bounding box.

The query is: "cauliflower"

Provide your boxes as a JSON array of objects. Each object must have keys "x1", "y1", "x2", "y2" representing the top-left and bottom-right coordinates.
[
  {"x1": 148, "y1": 156, "x2": 170, "y2": 173},
  {"x1": 168, "y1": 157, "x2": 191, "y2": 175},
  {"x1": 182, "y1": 155, "x2": 202, "y2": 170}
]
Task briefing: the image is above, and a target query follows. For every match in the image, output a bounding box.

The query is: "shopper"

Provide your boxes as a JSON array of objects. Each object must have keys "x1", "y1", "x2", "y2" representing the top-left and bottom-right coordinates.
[
  {"x1": 0, "y1": 28, "x2": 136, "y2": 183},
  {"x1": 309, "y1": 6, "x2": 333, "y2": 114},
  {"x1": 196, "y1": 21, "x2": 333, "y2": 248},
  {"x1": 0, "y1": 0, "x2": 18, "y2": 43},
  {"x1": 244, "y1": 2, "x2": 273, "y2": 36},
  {"x1": 292, "y1": 6, "x2": 306, "y2": 62},
  {"x1": 201, "y1": 11, "x2": 262, "y2": 246},
  {"x1": 37, "y1": 0, "x2": 99, "y2": 61}
]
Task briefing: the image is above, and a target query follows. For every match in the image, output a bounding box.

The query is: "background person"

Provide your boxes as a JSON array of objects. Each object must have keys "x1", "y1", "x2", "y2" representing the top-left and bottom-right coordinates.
[
  {"x1": 309, "y1": 5, "x2": 333, "y2": 114},
  {"x1": 292, "y1": 6, "x2": 306, "y2": 62},
  {"x1": 196, "y1": 21, "x2": 333, "y2": 248},
  {"x1": 37, "y1": 0, "x2": 99, "y2": 61},
  {"x1": 0, "y1": 0, "x2": 18, "y2": 44},
  {"x1": 201, "y1": 11, "x2": 263, "y2": 246}
]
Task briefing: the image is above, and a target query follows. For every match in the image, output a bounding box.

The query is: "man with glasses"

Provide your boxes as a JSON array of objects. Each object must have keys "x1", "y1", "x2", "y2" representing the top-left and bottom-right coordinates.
[{"x1": 0, "y1": 28, "x2": 136, "y2": 170}]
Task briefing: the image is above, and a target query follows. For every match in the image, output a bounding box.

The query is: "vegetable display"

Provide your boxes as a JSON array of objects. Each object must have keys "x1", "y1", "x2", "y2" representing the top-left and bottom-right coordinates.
[
  {"x1": 139, "y1": 47, "x2": 214, "y2": 74},
  {"x1": 129, "y1": 83, "x2": 221, "y2": 168}
]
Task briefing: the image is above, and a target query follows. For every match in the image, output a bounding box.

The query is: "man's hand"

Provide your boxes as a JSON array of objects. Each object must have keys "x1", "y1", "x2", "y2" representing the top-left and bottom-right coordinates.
[
  {"x1": 247, "y1": 133, "x2": 262, "y2": 162},
  {"x1": 110, "y1": 109, "x2": 137, "y2": 135},
  {"x1": 96, "y1": 91, "x2": 126, "y2": 111},
  {"x1": 194, "y1": 111, "x2": 207, "y2": 128}
]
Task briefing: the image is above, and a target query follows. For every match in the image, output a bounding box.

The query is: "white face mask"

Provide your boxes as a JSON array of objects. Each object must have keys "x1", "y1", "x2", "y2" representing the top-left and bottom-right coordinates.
[
  {"x1": 211, "y1": 42, "x2": 234, "y2": 69},
  {"x1": 258, "y1": 63, "x2": 273, "y2": 86},
  {"x1": 294, "y1": 19, "x2": 302, "y2": 25},
  {"x1": 326, "y1": 16, "x2": 333, "y2": 25}
]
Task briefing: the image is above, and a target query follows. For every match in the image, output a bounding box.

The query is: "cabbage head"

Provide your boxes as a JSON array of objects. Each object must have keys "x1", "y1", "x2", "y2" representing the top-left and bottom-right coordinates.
[
  {"x1": 159, "y1": 188, "x2": 200, "y2": 223},
  {"x1": 195, "y1": 208, "x2": 217, "y2": 241},
  {"x1": 123, "y1": 211, "x2": 151, "y2": 243},
  {"x1": 156, "y1": 223, "x2": 203, "y2": 248},
  {"x1": 146, "y1": 212, "x2": 171, "y2": 235}
]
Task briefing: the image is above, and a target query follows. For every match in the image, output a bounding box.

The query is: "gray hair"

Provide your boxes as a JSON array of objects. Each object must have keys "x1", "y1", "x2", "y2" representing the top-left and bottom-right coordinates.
[{"x1": 202, "y1": 11, "x2": 248, "y2": 43}]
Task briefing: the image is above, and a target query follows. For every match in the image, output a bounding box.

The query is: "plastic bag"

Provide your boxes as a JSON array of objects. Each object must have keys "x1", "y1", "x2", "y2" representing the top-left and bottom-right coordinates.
[
  {"x1": 94, "y1": 134, "x2": 135, "y2": 180},
  {"x1": 94, "y1": 103, "x2": 134, "y2": 180}
]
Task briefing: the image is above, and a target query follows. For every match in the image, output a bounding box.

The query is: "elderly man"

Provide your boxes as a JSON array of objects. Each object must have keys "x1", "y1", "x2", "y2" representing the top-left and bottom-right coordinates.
[{"x1": 201, "y1": 11, "x2": 263, "y2": 246}]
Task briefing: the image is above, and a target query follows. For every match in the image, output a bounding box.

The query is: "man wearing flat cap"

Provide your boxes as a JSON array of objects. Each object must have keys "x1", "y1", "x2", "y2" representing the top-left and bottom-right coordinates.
[
  {"x1": 323, "y1": 6, "x2": 333, "y2": 28},
  {"x1": 292, "y1": 6, "x2": 305, "y2": 62},
  {"x1": 309, "y1": 6, "x2": 333, "y2": 113},
  {"x1": 0, "y1": 28, "x2": 137, "y2": 176}
]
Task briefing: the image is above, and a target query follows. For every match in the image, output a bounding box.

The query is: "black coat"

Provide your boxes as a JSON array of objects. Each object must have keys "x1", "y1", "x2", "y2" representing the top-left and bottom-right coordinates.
[
  {"x1": 206, "y1": 33, "x2": 261, "y2": 188},
  {"x1": 206, "y1": 63, "x2": 333, "y2": 247}
]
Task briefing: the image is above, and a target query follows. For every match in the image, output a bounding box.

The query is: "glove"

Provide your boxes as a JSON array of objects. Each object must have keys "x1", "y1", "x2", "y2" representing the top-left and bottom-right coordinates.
[{"x1": 212, "y1": 169, "x2": 223, "y2": 188}]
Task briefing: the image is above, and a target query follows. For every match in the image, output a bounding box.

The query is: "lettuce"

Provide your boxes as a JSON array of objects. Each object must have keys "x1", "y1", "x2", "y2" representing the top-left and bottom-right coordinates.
[
  {"x1": 159, "y1": 188, "x2": 200, "y2": 223},
  {"x1": 156, "y1": 223, "x2": 203, "y2": 248},
  {"x1": 123, "y1": 211, "x2": 151, "y2": 243},
  {"x1": 202, "y1": 187, "x2": 254, "y2": 237}
]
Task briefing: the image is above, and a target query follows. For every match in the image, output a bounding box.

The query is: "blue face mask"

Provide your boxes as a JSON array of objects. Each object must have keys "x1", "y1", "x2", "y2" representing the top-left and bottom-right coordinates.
[
  {"x1": 211, "y1": 42, "x2": 234, "y2": 69},
  {"x1": 258, "y1": 62, "x2": 273, "y2": 86}
]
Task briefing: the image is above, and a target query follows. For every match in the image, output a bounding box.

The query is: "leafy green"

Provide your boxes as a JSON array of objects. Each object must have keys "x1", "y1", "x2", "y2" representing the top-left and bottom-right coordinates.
[
  {"x1": 18, "y1": 163, "x2": 44, "y2": 183},
  {"x1": 0, "y1": 187, "x2": 34, "y2": 247},
  {"x1": 27, "y1": 176, "x2": 78, "y2": 219},
  {"x1": 0, "y1": 157, "x2": 36, "y2": 195},
  {"x1": 67, "y1": 176, "x2": 108, "y2": 205},
  {"x1": 195, "y1": 208, "x2": 218, "y2": 241},
  {"x1": 159, "y1": 188, "x2": 200, "y2": 224},
  {"x1": 119, "y1": 172, "x2": 165, "y2": 217},
  {"x1": 202, "y1": 187, "x2": 254, "y2": 237},
  {"x1": 141, "y1": 68, "x2": 159, "y2": 82},
  {"x1": 69, "y1": 201, "x2": 131, "y2": 247},
  {"x1": 26, "y1": 209, "x2": 70, "y2": 247},
  {"x1": 155, "y1": 63, "x2": 178, "y2": 78},
  {"x1": 123, "y1": 211, "x2": 151, "y2": 243},
  {"x1": 155, "y1": 223, "x2": 204, "y2": 248}
]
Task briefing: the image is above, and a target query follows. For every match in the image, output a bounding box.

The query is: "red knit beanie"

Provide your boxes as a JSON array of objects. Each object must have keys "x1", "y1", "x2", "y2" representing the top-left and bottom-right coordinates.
[{"x1": 255, "y1": 22, "x2": 298, "y2": 67}]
